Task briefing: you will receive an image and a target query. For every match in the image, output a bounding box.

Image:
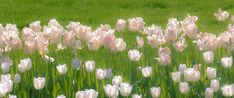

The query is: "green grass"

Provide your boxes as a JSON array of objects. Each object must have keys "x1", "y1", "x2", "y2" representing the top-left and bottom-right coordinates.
[{"x1": 1, "y1": 0, "x2": 234, "y2": 98}]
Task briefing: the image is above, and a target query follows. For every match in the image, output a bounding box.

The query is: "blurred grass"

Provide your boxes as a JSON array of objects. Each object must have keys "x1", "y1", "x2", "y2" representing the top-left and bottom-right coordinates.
[{"x1": 1, "y1": 0, "x2": 234, "y2": 98}]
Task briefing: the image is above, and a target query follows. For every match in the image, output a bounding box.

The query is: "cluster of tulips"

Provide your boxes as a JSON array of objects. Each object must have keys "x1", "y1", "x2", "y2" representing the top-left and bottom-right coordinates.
[{"x1": 0, "y1": 8, "x2": 234, "y2": 98}]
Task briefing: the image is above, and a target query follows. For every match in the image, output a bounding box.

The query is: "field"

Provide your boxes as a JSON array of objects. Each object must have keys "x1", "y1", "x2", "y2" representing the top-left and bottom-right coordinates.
[{"x1": 0, "y1": 0, "x2": 234, "y2": 98}]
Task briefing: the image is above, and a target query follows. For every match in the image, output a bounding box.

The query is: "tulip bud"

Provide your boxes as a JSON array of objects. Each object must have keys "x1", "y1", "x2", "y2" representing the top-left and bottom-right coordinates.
[
  {"x1": 85, "y1": 60, "x2": 95, "y2": 72},
  {"x1": 119, "y1": 82, "x2": 132, "y2": 97},
  {"x1": 95, "y1": 68, "x2": 107, "y2": 80},
  {"x1": 221, "y1": 56, "x2": 232, "y2": 68},
  {"x1": 172, "y1": 71, "x2": 181, "y2": 83},
  {"x1": 221, "y1": 84, "x2": 234, "y2": 97},
  {"x1": 210, "y1": 79, "x2": 220, "y2": 92},
  {"x1": 116, "y1": 19, "x2": 126, "y2": 32},
  {"x1": 205, "y1": 88, "x2": 213, "y2": 98},
  {"x1": 84, "y1": 89, "x2": 98, "y2": 98},
  {"x1": 179, "y1": 82, "x2": 190, "y2": 94},
  {"x1": 132, "y1": 94, "x2": 142, "y2": 98},
  {"x1": 76, "y1": 91, "x2": 85, "y2": 98},
  {"x1": 112, "y1": 76, "x2": 123, "y2": 85},
  {"x1": 206, "y1": 67, "x2": 216, "y2": 79},
  {"x1": 14, "y1": 73, "x2": 21, "y2": 84},
  {"x1": 18, "y1": 58, "x2": 32, "y2": 73},
  {"x1": 203, "y1": 51, "x2": 214, "y2": 64},
  {"x1": 104, "y1": 84, "x2": 119, "y2": 98},
  {"x1": 141, "y1": 66, "x2": 152, "y2": 77},
  {"x1": 184, "y1": 68, "x2": 200, "y2": 82},
  {"x1": 150, "y1": 87, "x2": 161, "y2": 98},
  {"x1": 1, "y1": 62, "x2": 10, "y2": 73},
  {"x1": 157, "y1": 47, "x2": 171, "y2": 66},
  {"x1": 56, "y1": 64, "x2": 67, "y2": 75},
  {"x1": 30, "y1": 21, "x2": 41, "y2": 32},
  {"x1": 56, "y1": 95, "x2": 66, "y2": 98},
  {"x1": 33, "y1": 77, "x2": 46, "y2": 90},
  {"x1": 128, "y1": 49, "x2": 142, "y2": 61}
]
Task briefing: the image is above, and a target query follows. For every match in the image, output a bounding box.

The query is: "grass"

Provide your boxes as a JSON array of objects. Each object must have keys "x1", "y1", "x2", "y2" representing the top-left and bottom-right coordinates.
[{"x1": 0, "y1": 0, "x2": 234, "y2": 98}]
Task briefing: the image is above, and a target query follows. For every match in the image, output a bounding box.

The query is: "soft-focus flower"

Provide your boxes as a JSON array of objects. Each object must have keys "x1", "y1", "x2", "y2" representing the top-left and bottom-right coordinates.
[
  {"x1": 104, "y1": 84, "x2": 119, "y2": 98},
  {"x1": 132, "y1": 94, "x2": 142, "y2": 98},
  {"x1": 24, "y1": 41, "x2": 36, "y2": 54},
  {"x1": 205, "y1": 88, "x2": 213, "y2": 98},
  {"x1": 42, "y1": 54, "x2": 54, "y2": 62},
  {"x1": 112, "y1": 76, "x2": 122, "y2": 85},
  {"x1": 119, "y1": 82, "x2": 132, "y2": 97},
  {"x1": 179, "y1": 82, "x2": 190, "y2": 94},
  {"x1": 71, "y1": 58, "x2": 81, "y2": 70},
  {"x1": 206, "y1": 67, "x2": 216, "y2": 79},
  {"x1": 128, "y1": 17, "x2": 145, "y2": 32},
  {"x1": 128, "y1": 49, "x2": 142, "y2": 61},
  {"x1": 210, "y1": 79, "x2": 220, "y2": 92},
  {"x1": 141, "y1": 66, "x2": 152, "y2": 77},
  {"x1": 116, "y1": 19, "x2": 126, "y2": 32},
  {"x1": 196, "y1": 33, "x2": 218, "y2": 51},
  {"x1": 203, "y1": 51, "x2": 214, "y2": 64},
  {"x1": 85, "y1": 60, "x2": 95, "y2": 72},
  {"x1": 1, "y1": 62, "x2": 10, "y2": 73},
  {"x1": 179, "y1": 64, "x2": 187, "y2": 74},
  {"x1": 76, "y1": 91, "x2": 85, "y2": 98},
  {"x1": 56, "y1": 64, "x2": 67, "y2": 75},
  {"x1": 136, "y1": 36, "x2": 144, "y2": 48},
  {"x1": 9, "y1": 94, "x2": 17, "y2": 98},
  {"x1": 30, "y1": 21, "x2": 41, "y2": 32},
  {"x1": 156, "y1": 47, "x2": 171, "y2": 66},
  {"x1": 181, "y1": 14, "x2": 199, "y2": 39},
  {"x1": 147, "y1": 33, "x2": 166, "y2": 48},
  {"x1": 33, "y1": 77, "x2": 46, "y2": 90},
  {"x1": 184, "y1": 68, "x2": 200, "y2": 81},
  {"x1": 150, "y1": 87, "x2": 161, "y2": 98},
  {"x1": 221, "y1": 84, "x2": 234, "y2": 97},
  {"x1": 18, "y1": 58, "x2": 32, "y2": 73},
  {"x1": 105, "y1": 68, "x2": 112, "y2": 79},
  {"x1": 95, "y1": 68, "x2": 107, "y2": 80},
  {"x1": 221, "y1": 56, "x2": 233, "y2": 68},
  {"x1": 215, "y1": 8, "x2": 229, "y2": 21},
  {"x1": 164, "y1": 18, "x2": 181, "y2": 43},
  {"x1": 172, "y1": 71, "x2": 181, "y2": 83},
  {"x1": 56, "y1": 95, "x2": 66, "y2": 98},
  {"x1": 84, "y1": 89, "x2": 98, "y2": 98},
  {"x1": 14, "y1": 74, "x2": 21, "y2": 84},
  {"x1": 173, "y1": 35, "x2": 187, "y2": 52}
]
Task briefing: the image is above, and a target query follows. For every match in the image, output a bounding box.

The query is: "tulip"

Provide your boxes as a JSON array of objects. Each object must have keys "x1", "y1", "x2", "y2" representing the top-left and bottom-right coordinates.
[
  {"x1": 71, "y1": 58, "x2": 81, "y2": 70},
  {"x1": 128, "y1": 17, "x2": 145, "y2": 32},
  {"x1": 203, "y1": 51, "x2": 214, "y2": 63},
  {"x1": 184, "y1": 68, "x2": 200, "y2": 82},
  {"x1": 206, "y1": 67, "x2": 216, "y2": 79},
  {"x1": 9, "y1": 94, "x2": 17, "y2": 98},
  {"x1": 116, "y1": 19, "x2": 126, "y2": 32},
  {"x1": 24, "y1": 41, "x2": 36, "y2": 54},
  {"x1": 29, "y1": 21, "x2": 41, "y2": 32},
  {"x1": 210, "y1": 79, "x2": 220, "y2": 92},
  {"x1": 221, "y1": 84, "x2": 234, "y2": 97},
  {"x1": 171, "y1": 71, "x2": 181, "y2": 83},
  {"x1": 56, "y1": 95, "x2": 66, "y2": 98},
  {"x1": 95, "y1": 68, "x2": 107, "y2": 80},
  {"x1": 173, "y1": 36, "x2": 187, "y2": 52},
  {"x1": 84, "y1": 89, "x2": 98, "y2": 98},
  {"x1": 14, "y1": 74, "x2": 21, "y2": 84},
  {"x1": 179, "y1": 64, "x2": 187, "y2": 74},
  {"x1": 119, "y1": 82, "x2": 132, "y2": 97},
  {"x1": 76, "y1": 91, "x2": 85, "y2": 98},
  {"x1": 33, "y1": 77, "x2": 46, "y2": 90},
  {"x1": 150, "y1": 87, "x2": 161, "y2": 98},
  {"x1": 141, "y1": 66, "x2": 152, "y2": 77},
  {"x1": 18, "y1": 58, "x2": 32, "y2": 73},
  {"x1": 136, "y1": 36, "x2": 144, "y2": 48},
  {"x1": 56, "y1": 64, "x2": 67, "y2": 75},
  {"x1": 85, "y1": 60, "x2": 95, "y2": 72},
  {"x1": 132, "y1": 94, "x2": 142, "y2": 98},
  {"x1": 128, "y1": 49, "x2": 142, "y2": 61},
  {"x1": 104, "y1": 84, "x2": 119, "y2": 98},
  {"x1": 157, "y1": 47, "x2": 171, "y2": 66},
  {"x1": 221, "y1": 56, "x2": 233, "y2": 68},
  {"x1": 179, "y1": 82, "x2": 190, "y2": 94},
  {"x1": 1, "y1": 62, "x2": 10, "y2": 73},
  {"x1": 112, "y1": 76, "x2": 123, "y2": 85},
  {"x1": 113, "y1": 38, "x2": 126, "y2": 52},
  {"x1": 205, "y1": 88, "x2": 213, "y2": 98},
  {"x1": 0, "y1": 74, "x2": 13, "y2": 93},
  {"x1": 214, "y1": 8, "x2": 229, "y2": 21}
]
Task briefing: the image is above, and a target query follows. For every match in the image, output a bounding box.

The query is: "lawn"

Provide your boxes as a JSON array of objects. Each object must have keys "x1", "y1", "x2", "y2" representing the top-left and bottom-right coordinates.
[{"x1": 0, "y1": 0, "x2": 234, "y2": 98}]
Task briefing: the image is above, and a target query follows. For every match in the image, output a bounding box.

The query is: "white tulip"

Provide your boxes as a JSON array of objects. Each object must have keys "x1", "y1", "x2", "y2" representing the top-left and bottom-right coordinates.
[
  {"x1": 56, "y1": 95, "x2": 66, "y2": 98},
  {"x1": 1, "y1": 62, "x2": 10, "y2": 73},
  {"x1": 205, "y1": 88, "x2": 213, "y2": 98},
  {"x1": 18, "y1": 58, "x2": 32, "y2": 73},
  {"x1": 0, "y1": 74, "x2": 13, "y2": 93},
  {"x1": 206, "y1": 67, "x2": 216, "y2": 79},
  {"x1": 179, "y1": 82, "x2": 190, "y2": 94},
  {"x1": 128, "y1": 49, "x2": 142, "y2": 61},
  {"x1": 29, "y1": 21, "x2": 41, "y2": 32},
  {"x1": 76, "y1": 91, "x2": 85, "y2": 98},
  {"x1": 150, "y1": 87, "x2": 161, "y2": 98},
  {"x1": 14, "y1": 74, "x2": 21, "y2": 84},
  {"x1": 84, "y1": 89, "x2": 98, "y2": 98},
  {"x1": 9, "y1": 94, "x2": 17, "y2": 98},
  {"x1": 136, "y1": 36, "x2": 144, "y2": 48},
  {"x1": 203, "y1": 51, "x2": 214, "y2": 63},
  {"x1": 116, "y1": 19, "x2": 126, "y2": 32},
  {"x1": 132, "y1": 94, "x2": 142, "y2": 98},
  {"x1": 221, "y1": 84, "x2": 234, "y2": 97},
  {"x1": 210, "y1": 79, "x2": 220, "y2": 92},
  {"x1": 141, "y1": 66, "x2": 152, "y2": 77},
  {"x1": 112, "y1": 76, "x2": 122, "y2": 85},
  {"x1": 85, "y1": 60, "x2": 95, "y2": 72},
  {"x1": 184, "y1": 68, "x2": 200, "y2": 82},
  {"x1": 104, "y1": 84, "x2": 119, "y2": 98},
  {"x1": 56, "y1": 64, "x2": 67, "y2": 75},
  {"x1": 33, "y1": 77, "x2": 46, "y2": 90},
  {"x1": 221, "y1": 56, "x2": 233, "y2": 68},
  {"x1": 179, "y1": 64, "x2": 187, "y2": 74},
  {"x1": 119, "y1": 82, "x2": 132, "y2": 97},
  {"x1": 95, "y1": 68, "x2": 107, "y2": 80},
  {"x1": 172, "y1": 71, "x2": 181, "y2": 83}
]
